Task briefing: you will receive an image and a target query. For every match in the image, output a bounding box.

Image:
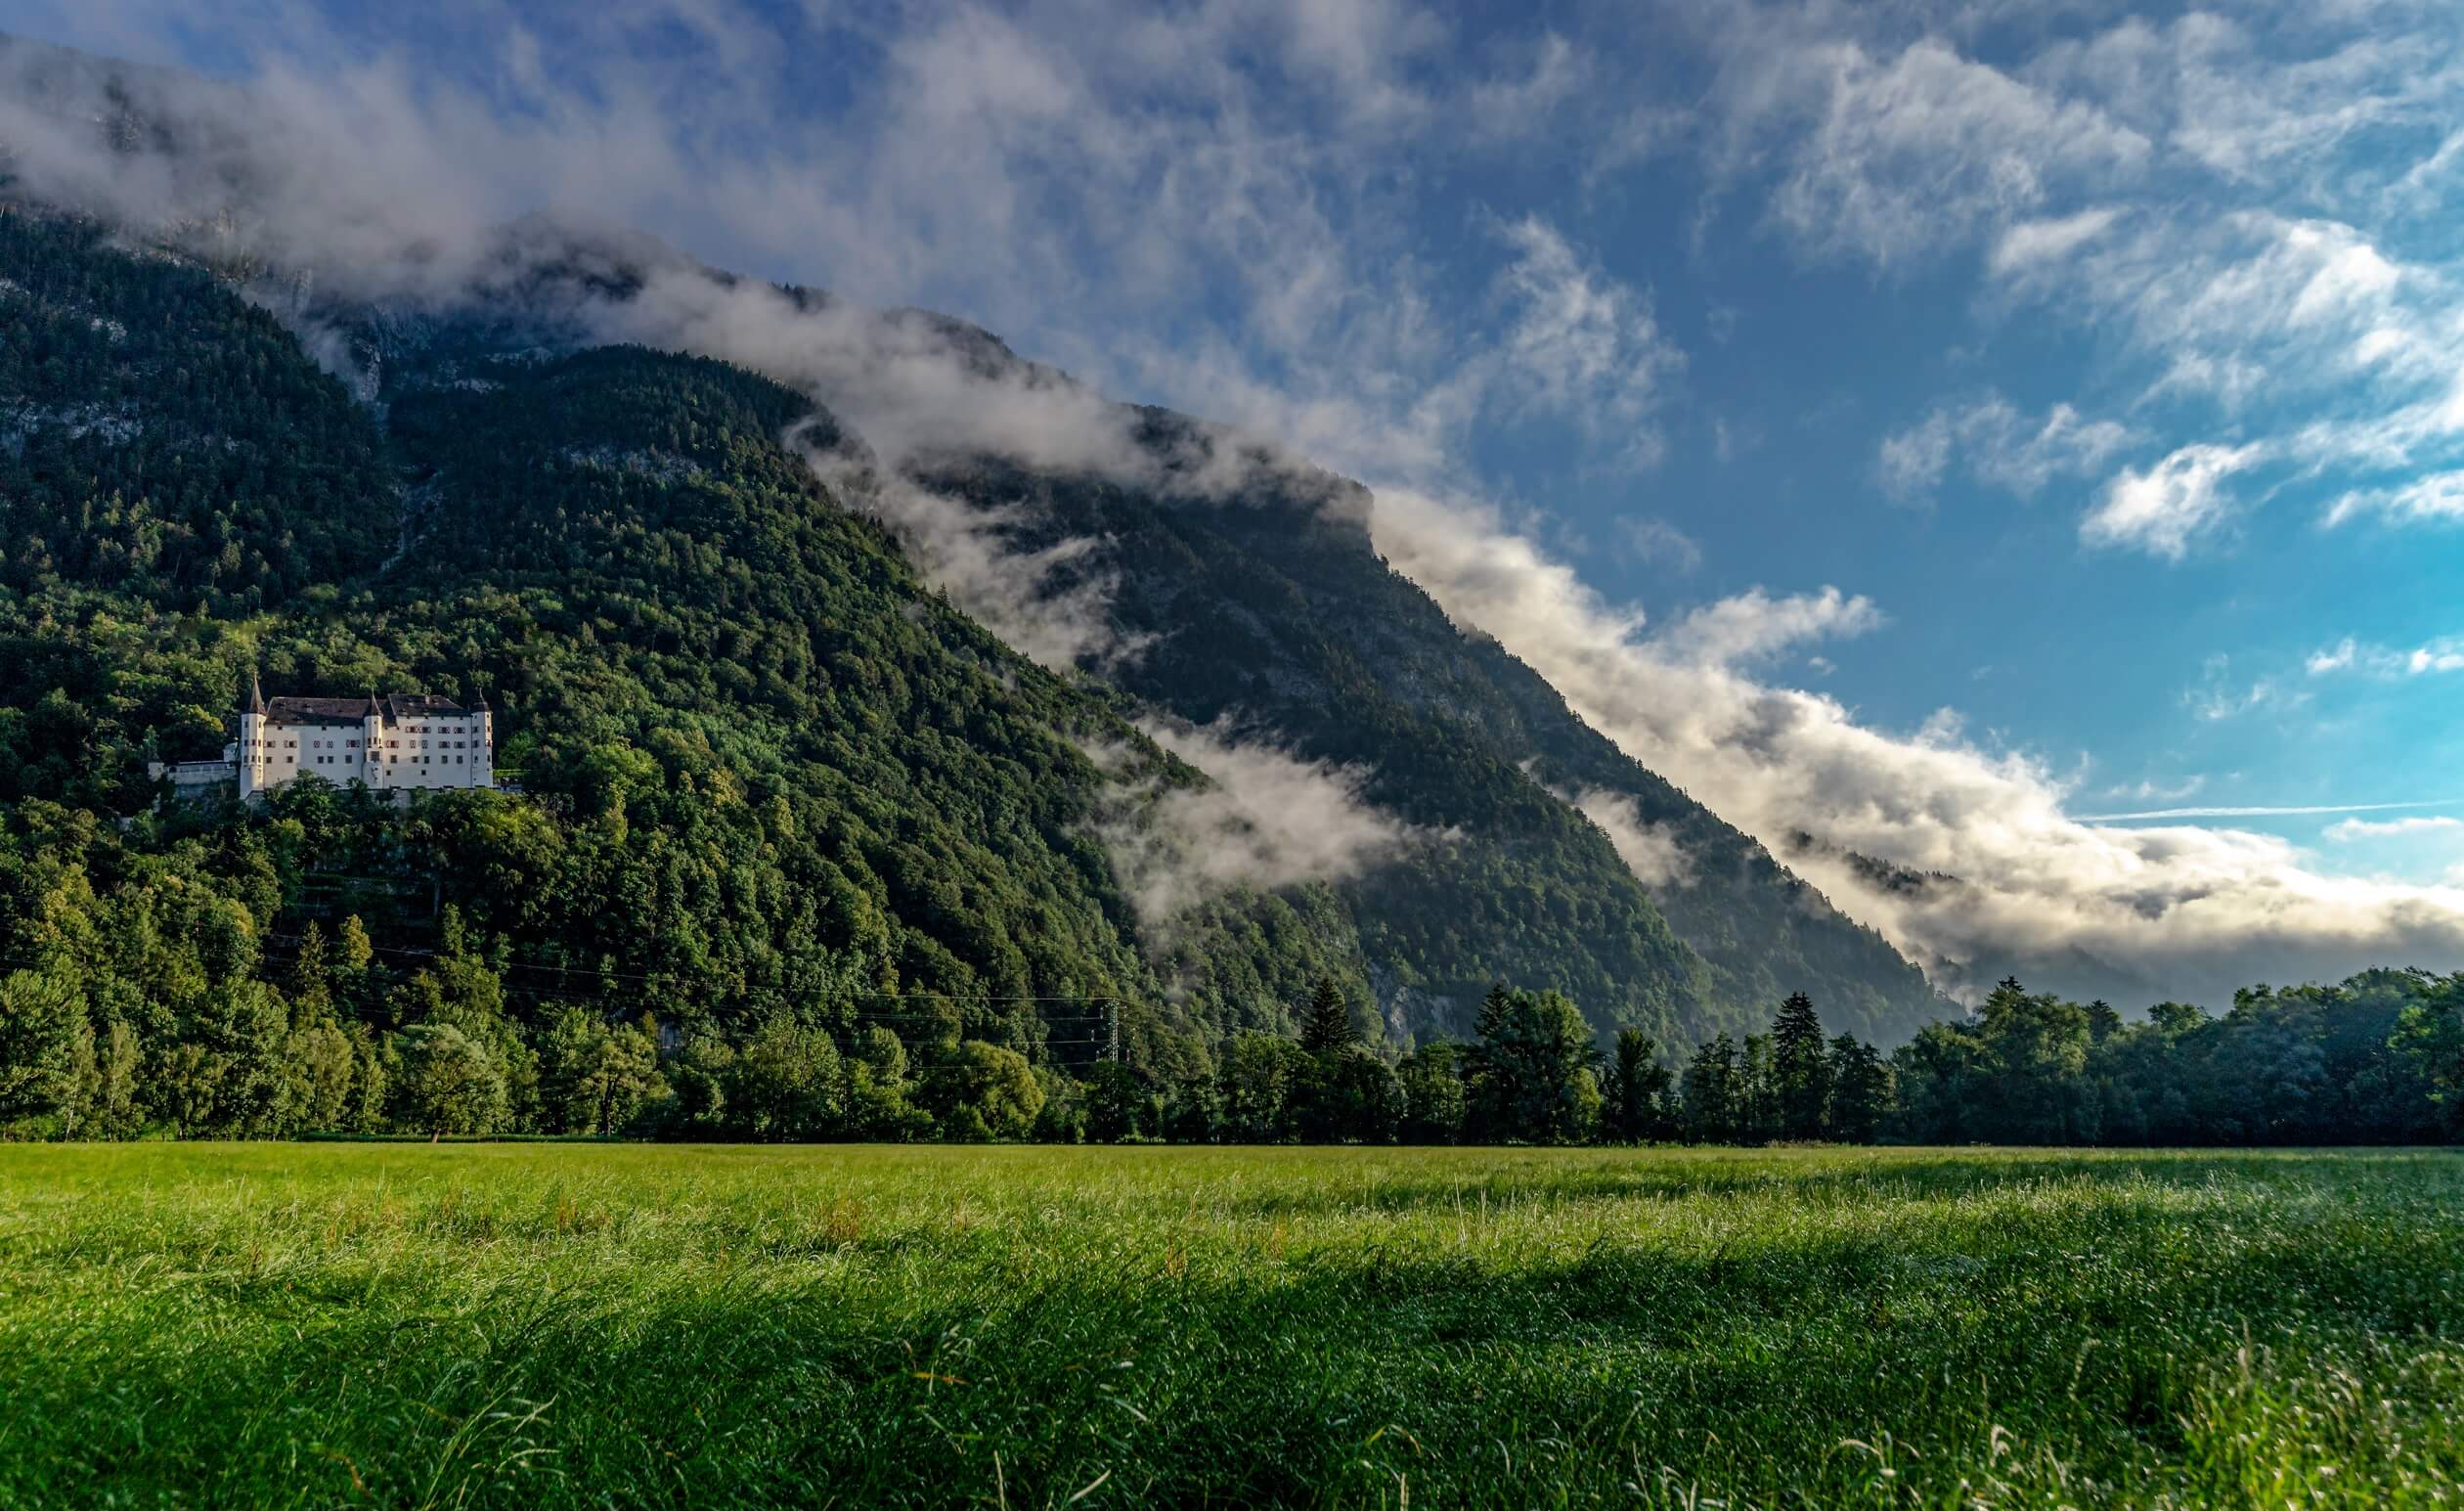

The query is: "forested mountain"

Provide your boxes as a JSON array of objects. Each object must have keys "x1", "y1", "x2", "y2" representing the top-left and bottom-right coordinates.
[
  {"x1": 922, "y1": 447, "x2": 1943, "y2": 1045},
  {"x1": 0, "y1": 23, "x2": 1945, "y2": 1076},
  {"x1": 0, "y1": 179, "x2": 1943, "y2": 1066},
  {"x1": 0, "y1": 211, "x2": 1382, "y2": 1093},
  {"x1": 316, "y1": 238, "x2": 1942, "y2": 1046}
]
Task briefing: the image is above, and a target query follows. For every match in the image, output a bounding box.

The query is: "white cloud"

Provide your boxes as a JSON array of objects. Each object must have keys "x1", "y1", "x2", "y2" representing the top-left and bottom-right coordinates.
[
  {"x1": 1874, "y1": 418, "x2": 1953, "y2": 500},
  {"x1": 2304, "y1": 634, "x2": 2464, "y2": 678},
  {"x1": 2306, "y1": 637, "x2": 2362, "y2": 676},
  {"x1": 1738, "y1": 36, "x2": 2151, "y2": 269},
  {"x1": 1988, "y1": 206, "x2": 2124, "y2": 276},
  {"x1": 1878, "y1": 393, "x2": 2136, "y2": 503},
  {"x1": 2103, "y1": 776, "x2": 2206, "y2": 803},
  {"x1": 1653, "y1": 587, "x2": 1883, "y2": 670},
  {"x1": 2410, "y1": 642, "x2": 2464, "y2": 675},
  {"x1": 21, "y1": 0, "x2": 2464, "y2": 1011},
  {"x1": 1466, "y1": 32, "x2": 1588, "y2": 141},
  {"x1": 2326, "y1": 471, "x2": 2464, "y2": 527},
  {"x1": 1101, "y1": 719, "x2": 1424, "y2": 925},
  {"x1": 2083, "y1": 801, "x2": 2460, "y2": 822},
  {"x1": 1617, "y1": 515, "x2": 1703, "y2": 573},
  {"x1": 1571, "y1": 789, "x2": 1694, "y2": 890},
  {"x1": 2326, "y1": 815, "x2": 2464, "y2": 843},
  {"x1": 1488, "y1": 215, "x2": 1683, "y2": 460},
  {"x1": 2081, "y1": 443, "x2": 2266, "y2": 559},
  {"x1": 2181, "y1": 652, "x2": 2306, "y2": 724}
]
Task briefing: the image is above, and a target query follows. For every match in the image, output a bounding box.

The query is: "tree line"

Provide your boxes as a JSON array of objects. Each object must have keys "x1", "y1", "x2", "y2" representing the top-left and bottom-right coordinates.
[{"x1": 5, "y1": 920, "x2": 2457, "y2": 1143}]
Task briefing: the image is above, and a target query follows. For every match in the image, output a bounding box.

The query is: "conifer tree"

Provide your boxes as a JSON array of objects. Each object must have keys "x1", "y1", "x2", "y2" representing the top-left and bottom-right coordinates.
[
  {"x1": 1298, "y1": 975, "x2": 1357, "y2": 1056},
  {"x1": 1771, "y1": 991, "x2": 1832, "y2": 1139}
]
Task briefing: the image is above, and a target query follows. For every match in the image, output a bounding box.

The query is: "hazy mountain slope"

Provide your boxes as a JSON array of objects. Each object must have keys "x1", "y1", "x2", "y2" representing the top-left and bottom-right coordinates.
[{"x1": 924, "y1": 443, "x2": 1945, "y2": 1044}]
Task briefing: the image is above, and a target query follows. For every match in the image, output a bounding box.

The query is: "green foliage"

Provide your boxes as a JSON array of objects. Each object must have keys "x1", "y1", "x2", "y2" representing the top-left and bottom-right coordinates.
[
  {"x1": 0, "y1": 214, "x2": 1368, "y2": 1137},
  {"x1": 1295, "y1": 974, "x2": 1355, "y2": 1056},
  {"x1": 540, "y1": 1010, "x2": 668, "y2": 1135},
  {"x1": 1467, "y1": 984, "x2": 1601, "y2": 1144},
  {"x1": 1395, "y1": 1041, "x2": 1469, "y2": 1144},
  {"x1": 1216, "y1": 1032, "x2": 1312, "y2": 1143},
  {"x1": 1680, "y1": 1032, "x2": 1746, "y2": 1143},
  {"x1": 389, "y1": 1022, "x2": 507, "y2": 1136},
  {"x1": 0, "y1": 968, "x2": 88, "y2": 1131},
  {"x1": 1825, "y1": 1032, "x2": 1891, "y2": 1143},
  {"x1": 0, "y1": 211, "x2": 2454, "y2": 1154},
  {"x1": 0, "y1": 212, "x2": 392, "y2": 614},
  {"x1": 2396, "y1": 979, "x2": 2464, "y2": 1135},
  {"x1": 1602, "y1": 1028, "x2": 1674, "y2": 1143},
  {"x1": 1770, "y1": 991, "x2": 1831, "y2": 1139},
  {"x1": 919, "y1": 1040, "x2": 1045, "y2": 1141},
  {"x1": 1302, "y1": 1045, "x2": 1403, "y2": 1145},
  {"x1": 1890, "y1": 972, "x2": 2448, "y2": 1146},
  {"x1": 718, "y1": 1010, "x2": 845, "y2": 1141}
]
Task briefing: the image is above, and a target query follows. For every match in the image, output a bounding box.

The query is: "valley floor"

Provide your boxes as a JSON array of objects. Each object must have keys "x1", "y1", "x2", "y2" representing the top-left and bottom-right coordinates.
[{"x1": 3, "y1": 1142, "x2": 2459, "y2": 1507}]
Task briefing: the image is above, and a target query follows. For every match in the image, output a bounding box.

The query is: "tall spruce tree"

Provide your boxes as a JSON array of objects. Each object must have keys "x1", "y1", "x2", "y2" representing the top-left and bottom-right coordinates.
[
  {"x1": 1298, "y1": 975, "x2": 1357, "y2": 1056},
  {"x1": 1771, "y1": 992, "x2": 1832, "y2": 1140}
]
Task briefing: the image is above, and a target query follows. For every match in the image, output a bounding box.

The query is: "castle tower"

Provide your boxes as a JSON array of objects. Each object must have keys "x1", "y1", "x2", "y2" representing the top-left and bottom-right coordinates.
[
  {"x1": 474, "y1": 685, "x2": 495, "y2": 785},
  {"x1": 237, "y1": 669, "x2": 266, "y2": 803},
  {"x1": 362, "y1": 691, "x2": 385, "y2": 789}
]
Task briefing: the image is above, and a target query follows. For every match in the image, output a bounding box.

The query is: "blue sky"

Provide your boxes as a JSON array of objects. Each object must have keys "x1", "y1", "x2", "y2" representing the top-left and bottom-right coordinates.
[{"x1": 10, "y1": 0, "x2": 2464, "y2": 996}]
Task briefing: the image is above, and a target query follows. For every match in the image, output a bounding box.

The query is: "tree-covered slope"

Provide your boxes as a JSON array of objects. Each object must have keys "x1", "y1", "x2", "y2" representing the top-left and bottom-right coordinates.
[
  {"x1": 0, "y1": 211, "x2": 391, "y2": 608},
  {"x1": 924, "y1": 438, "x2": 1944, "y2": 1045},
  {"x1": 0, "y1": 209, "x2": 1368, "y2": 1076}
]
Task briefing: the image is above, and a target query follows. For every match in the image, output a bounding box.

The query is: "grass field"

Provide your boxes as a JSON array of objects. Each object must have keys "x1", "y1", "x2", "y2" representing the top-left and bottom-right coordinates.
[{"x1": 2, "y1": 1145, "x2": 2459, "y2": 1508}]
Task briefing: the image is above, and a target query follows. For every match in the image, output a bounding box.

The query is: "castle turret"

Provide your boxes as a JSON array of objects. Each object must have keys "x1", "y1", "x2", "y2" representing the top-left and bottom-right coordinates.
[
  {"x1": 363, "y1": 690, "x2": 385, "y2": 789},
  {"x1": 237, "y1": 669, "x2": 266, "y2": 802},
  {"x1": 474, "y1": 685, "x2": 495, "y2": 786}
]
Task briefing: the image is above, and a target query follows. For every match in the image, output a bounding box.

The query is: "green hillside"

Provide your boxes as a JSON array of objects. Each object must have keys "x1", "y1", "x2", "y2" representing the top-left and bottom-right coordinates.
[{"x1": 0, "y1": 211, "x2": 1363, "y2": 1110}]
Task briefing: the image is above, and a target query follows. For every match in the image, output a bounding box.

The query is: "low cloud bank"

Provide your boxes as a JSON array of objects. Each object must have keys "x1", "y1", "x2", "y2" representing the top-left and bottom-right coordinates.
[
  {"x1": 1371, "y1": 485, "x2": 2464, "y2": 1005},
  {"x1": 1569, "y1": 790, "x2": 1694, "y2": 892},
  {"x1": 1095, "y1": 721, "x2": 1422, "y2": 927}
]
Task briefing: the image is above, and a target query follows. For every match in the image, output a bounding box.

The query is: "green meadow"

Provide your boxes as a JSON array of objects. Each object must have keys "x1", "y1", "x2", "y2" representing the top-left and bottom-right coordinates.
[{"x1": 2, "y1": 1144, "x2": 2459, "y2": 1508}]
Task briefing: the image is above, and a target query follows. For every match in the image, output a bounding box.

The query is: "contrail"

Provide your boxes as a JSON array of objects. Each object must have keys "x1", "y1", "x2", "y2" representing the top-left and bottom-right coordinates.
[{"x1": 2075, "y1": 798, "x2": 2464, "y2": 822}]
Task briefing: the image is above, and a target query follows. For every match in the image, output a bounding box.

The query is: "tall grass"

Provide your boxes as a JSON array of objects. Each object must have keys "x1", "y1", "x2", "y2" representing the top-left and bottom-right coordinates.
[{"x1": 2, "y1": 1144, "x2": 2458, "y2": 1506}]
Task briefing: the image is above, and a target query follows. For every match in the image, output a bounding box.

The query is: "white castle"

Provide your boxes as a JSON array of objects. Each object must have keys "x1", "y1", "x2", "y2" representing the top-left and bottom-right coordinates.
[{"x1": 153, "y1": 673, "x2": 498, "y2": 801}]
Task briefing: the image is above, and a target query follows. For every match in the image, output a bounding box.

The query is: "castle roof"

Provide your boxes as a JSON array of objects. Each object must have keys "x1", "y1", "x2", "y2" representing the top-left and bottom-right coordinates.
[
  {"x1": 381, "y1": 693, "x2": 469, "y2": 720},
  {"x1": 253, "y1": 692, "x2": 471, "y2": 727}
]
